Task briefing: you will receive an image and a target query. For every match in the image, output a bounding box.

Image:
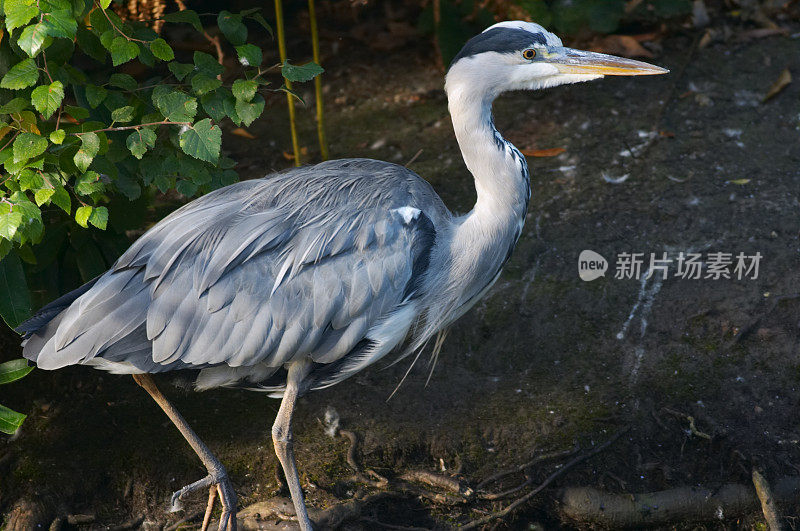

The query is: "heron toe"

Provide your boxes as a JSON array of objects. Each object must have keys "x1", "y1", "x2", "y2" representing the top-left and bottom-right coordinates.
[{"x1": 169, "y1": 471, "x2": 238, "y2": 531}]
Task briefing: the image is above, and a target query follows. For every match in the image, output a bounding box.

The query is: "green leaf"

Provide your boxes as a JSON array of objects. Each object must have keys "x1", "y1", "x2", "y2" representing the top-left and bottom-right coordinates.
[
  {"x1": 18, "y1": 169, "x2": 43, "y2": 191},
  {"x1": 99, "y1": 29, "x2": 115, "y2": 50},
  {"x1": 42, "y1": 9, "x2": 77, "y2": 38},
  {"x1": 109, "y1": 73, "x2": 137, "y2": 91},
  {"x1": 245, "y1": 12, "x2": 272, "y2": 36},
  {"x1": 110, "y1": 36, "x2": 139, "y2": 66},
  {"x1": 0, "y1": 359, "x2": 34, "y2": 384},
  {"x1": 217, "y1": 11, "x2": 247, "y2": 46},
  {"x1": 175, "y1": 178, "x2": 198, "y2": 197},
  {"x1": 74, "y1": 204, "x2": 91, "y2": 227},
  {"x1": 50, "y1": 184, "x2": 70, "y2": 213},
  {"x1": 85, "y1": 84, "x2": 107, "y2": 108},
  {"x1": 0, "y1": 250, "x2": 31, "y2": 328},
  {"x1": 111, "y1": 105, "x2": 135, "y2": 123},
  {"x1": 200, "y1": 88, "x2": 232, "y2": 122},
  {"x1": 34, "y1": 187, "x2": 54, "y2": 205},
  {"x1": 190, "y1": 73, "x2": 221, "y2": 95},
  {"x1": 0, "y1": 211, "x2": 23, "y2": 240},
  {"x1": 76, "y1": 26, "x2": 106, "y2": 61},
  {"x1": 1, "y1": 58, "x2": 39, "y2": 89},
  {"x1": 149, "y1": 38, "x2": 174, "y2": 61},
  {"x1": 30, "y1": 81, "x2": 64, "y2": 119},
  {"x1": 179, "y1": 118, "x2": 220, "y2": 163},
  {"x1": 64, "y1": 105, "x2": 88, "y2": 119},
  {"x1": 232, "y1": 79, "x2": 257, "y2": 102},
  {"x1": 125, "y1": 128, "x2": 156, "y2": 159},
  {"x1": 49, "y1": 129, "x2": 65, "y2": 144},
  {"x1": 4, "y1": 0, "x2": 39, "y2": 32},
  {"x1": 154, "y1": 91, "x2": 197, "y2": 123},
  {"x1": 234, "y1": 94, "x2": 264, "y2": 127},
  {"x1": 18, "y1": 22, "x2": 48, "y2": 57},
  {"x1": 193, "y1": 51, "x2": 224, "y2": 77},
  {"x1": 88, "y1": 7, "x2": 111, "y2": 33},
  {"x1": 74, "y1": 132, "x2": 99, "y2": 172},
  {"x1": 235, "y1": 44, "x2": 262, "y2": 67},
  {"x1": 164, "y1": 9, "x2": 202, "y2": 32},
  {"x1": 281, "y1": 60, "x2": 324, "y2": 83},
  {"x1": 99, "y1": 0, "x2": 111, "y2": 8},
  {"x1": 168, "y1": 61, "x2": 193, "y2": 81},
  {"x1": 74, "y1": 170, "x2": 105, "y2": 195},
  {"x1": 13, "y1": 133, "x2": 48, "y2": 163},
  {"x1": 0, "y1": 404, "x2": 27, "y2": 435},
  {"x1": 0, "y1": 98, "x2": 30, "y2": 114},
  {"x1": 88, "y1": 205, "x2": 107, "y2": 229}
]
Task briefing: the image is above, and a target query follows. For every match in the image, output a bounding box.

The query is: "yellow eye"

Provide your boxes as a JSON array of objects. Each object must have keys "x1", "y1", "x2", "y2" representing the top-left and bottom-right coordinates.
[{"x1": 522, "y1": 48, "x2": 536, "y2": 60}]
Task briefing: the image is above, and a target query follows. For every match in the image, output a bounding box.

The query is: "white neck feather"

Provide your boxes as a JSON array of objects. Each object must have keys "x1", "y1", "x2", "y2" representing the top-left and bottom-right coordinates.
[{"x1": 433, "y1": 65, "x2": 531, "y2": 318}]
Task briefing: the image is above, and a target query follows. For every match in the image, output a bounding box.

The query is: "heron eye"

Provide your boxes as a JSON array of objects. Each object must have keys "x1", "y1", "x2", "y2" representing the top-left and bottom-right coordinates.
[{"x1": 522, "y1": 48, "x2": 536, "y2": 60}]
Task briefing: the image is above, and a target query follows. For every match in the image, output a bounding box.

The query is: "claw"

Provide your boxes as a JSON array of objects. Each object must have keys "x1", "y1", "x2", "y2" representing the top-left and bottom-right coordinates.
[
  {"x1": 169, "y1": 472, "x2": 237, "y2": 531},
  {"x1": 170, "y1": 474, "x2": 214, "y2": 512}
]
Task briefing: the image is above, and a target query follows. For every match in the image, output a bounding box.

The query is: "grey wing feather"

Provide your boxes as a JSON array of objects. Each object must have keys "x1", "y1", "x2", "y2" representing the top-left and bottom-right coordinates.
[{"x1": 23, "y1": 159, "x2": 446, "y2": 390}]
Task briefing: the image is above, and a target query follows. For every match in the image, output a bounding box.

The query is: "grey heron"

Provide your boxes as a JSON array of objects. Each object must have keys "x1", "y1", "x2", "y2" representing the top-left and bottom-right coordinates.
[{"x1": 17, "y1": 21, "x2": 667, "y2": 530}]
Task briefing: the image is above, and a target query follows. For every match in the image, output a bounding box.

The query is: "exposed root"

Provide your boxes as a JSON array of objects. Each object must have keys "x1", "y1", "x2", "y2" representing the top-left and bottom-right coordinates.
[
  {"x1": 164, "y1": 511, "x2": 204, "y2": 531},
  {"x1": 476, "y1": 444, "x2": 580, "y2": 498},
  {"x1": 560, "y1": 476, "x2": 800, "y2": 528},
  {"x1": 460, "y1": 427, "x2": 630, "y2": 530},
  {"x1": 398, "y1": 470, "x2": 473, "y2": 499},
  {"x1": 339, "y1": 429, "x2": 389, "y2": 488},
  {"x1": 753, "y1": 468, "x2": 785, "y2": 531}
]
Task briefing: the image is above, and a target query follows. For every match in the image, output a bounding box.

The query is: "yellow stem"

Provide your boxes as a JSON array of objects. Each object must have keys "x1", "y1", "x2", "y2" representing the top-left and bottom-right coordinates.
[
  {"x1": 307, "y1": 0, "x2": 328, "y2": 160},
  {"x1": 275, "y1": 0, "x2": 301, "y2": 166}
]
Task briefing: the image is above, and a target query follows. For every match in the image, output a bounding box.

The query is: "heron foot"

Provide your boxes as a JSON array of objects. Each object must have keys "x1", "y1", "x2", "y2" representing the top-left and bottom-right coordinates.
[{"x1": 170, "y1": 470, "x2": 238, "y2": 531}]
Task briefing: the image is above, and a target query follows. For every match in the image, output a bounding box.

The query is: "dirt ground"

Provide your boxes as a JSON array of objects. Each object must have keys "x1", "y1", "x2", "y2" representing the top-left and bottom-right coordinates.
[{"x1": 2, "y1": 15, "x2": 800, "y2": 530}]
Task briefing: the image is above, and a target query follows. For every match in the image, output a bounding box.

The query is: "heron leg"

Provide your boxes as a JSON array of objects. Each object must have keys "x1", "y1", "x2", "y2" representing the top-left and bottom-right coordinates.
[
  {"x1": 132, "y1": 374, "x2": 237, "y2": 531},
  {"x1": 272, "y1": 361, "x2": 313, "y2": 530}
]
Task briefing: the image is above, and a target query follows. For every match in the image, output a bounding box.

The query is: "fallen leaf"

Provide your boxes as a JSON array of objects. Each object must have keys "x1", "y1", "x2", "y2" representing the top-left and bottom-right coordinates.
[
  {"x1": 231, "y1": 128, "x2": 256, "y2": 139},
  {"x1": 282, "y1": 146, "x2": 309, "y2": 161},
  {"x1": 591, "y1": 35, "x2": 653, "y2": 58},
  {"x1": 727, "y1": 179, "x2": 751, "y2": 185},
  {"x1": 698, "y1": 29, "x2": 714, "y2": 49},
  {"x1": 521, "y1": 147, "x2": 566, "y2": 157},
  {"x1": 763, "y1": 68, "x2": 791, "y2": 101}
]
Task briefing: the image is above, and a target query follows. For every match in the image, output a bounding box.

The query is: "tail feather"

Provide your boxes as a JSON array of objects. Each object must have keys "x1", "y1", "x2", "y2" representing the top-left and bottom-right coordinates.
[{"x1": 17, "y1": 277, "x2": 100, "y2": 361}]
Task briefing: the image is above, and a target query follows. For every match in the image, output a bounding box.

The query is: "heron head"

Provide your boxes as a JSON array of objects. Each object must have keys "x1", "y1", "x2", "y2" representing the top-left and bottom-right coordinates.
[{"x1": 445, "y1": 21, "x2": 668, "y2": 99}]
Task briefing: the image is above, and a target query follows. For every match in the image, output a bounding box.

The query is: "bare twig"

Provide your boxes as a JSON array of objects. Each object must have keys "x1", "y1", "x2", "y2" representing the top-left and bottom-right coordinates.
[
  {"x1": 173, "y1": 0, "x2": 224, "y2": 69},
  {"x1": 476, "y1": 445, "x2": 579, "y2": 492},
  {"x1": 662, "y1": 407, "x2": 712, "y2": 440},
  {"x1": 95, "y1": 2, "x2": 148, "y2": 43},
  {"x1": 404, "y1": 148, "x2": 423, "y2": 167},
  {"x1": 461, "y1": 427, "x2": 630, "y2": 529},
  {"x1": 753, "y1": 468, "x2": 785, "y2": 530},
  {"x1": 73, "y1": 121, "x2": 191, "y2": 135},
  {"x1": 164, "y1": 510, "x2": 206, "y2": 531}
]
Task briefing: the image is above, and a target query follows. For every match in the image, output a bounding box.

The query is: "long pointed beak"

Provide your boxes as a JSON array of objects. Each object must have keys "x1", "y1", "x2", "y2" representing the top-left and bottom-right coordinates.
[{"x1": 548, "y1": 47, "x2": 669, "y2": 76}]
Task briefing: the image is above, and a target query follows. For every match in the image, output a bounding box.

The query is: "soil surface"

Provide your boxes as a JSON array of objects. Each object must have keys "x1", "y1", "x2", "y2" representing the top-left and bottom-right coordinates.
[{"x1": 2, "y1": 16, "x2": 800, "y2": 530}]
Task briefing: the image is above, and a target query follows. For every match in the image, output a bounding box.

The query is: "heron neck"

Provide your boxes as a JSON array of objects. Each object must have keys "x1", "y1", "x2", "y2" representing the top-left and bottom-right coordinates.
[
  {"x1": 447, "y1": 88, "x2": 530, "y2": 224},
  {"x1": 440, "y1": 82, "x2": 530, "y2": 307}
]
